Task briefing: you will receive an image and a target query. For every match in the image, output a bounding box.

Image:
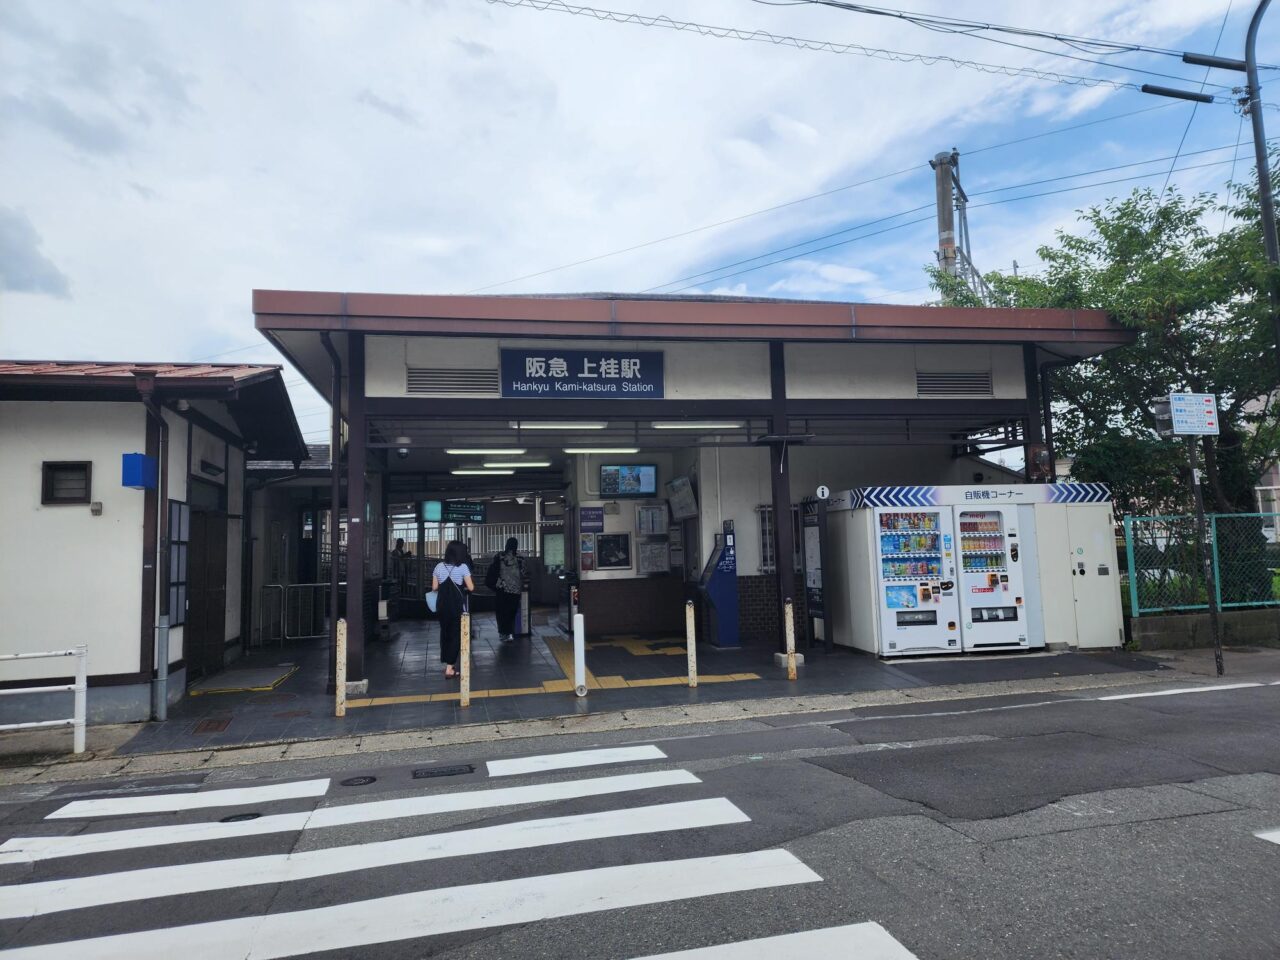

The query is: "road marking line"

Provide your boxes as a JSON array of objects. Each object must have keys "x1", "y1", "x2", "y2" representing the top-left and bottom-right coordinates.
[
  {"x1": 0, "y1": 798, "x2": 750, "y2": 920},
  {"x1": 628, "y1": 922, "x2": 919, "y2": 958},
  {"x1": 1097, "y1": 682, "x2": 1263, "y2": 701},
  {"x1": 1256, "y1": 827, "x2": 1280, "y2": 846},
  {"x1": 0, "y1": 769, "x2": 700, "y2": 864},
  {"x1": 487, "y1": 745, "x2": 666, "y2": 777},
  {"x1": 2, "y1": 850, "x2": 821, "y2": 960},
  {"x1": 45, "y1": 778, "x2": 331, "y2": 820}
]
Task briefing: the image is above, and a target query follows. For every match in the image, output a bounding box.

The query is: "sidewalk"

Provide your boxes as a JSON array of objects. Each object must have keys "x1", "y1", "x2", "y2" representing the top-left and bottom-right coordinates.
[{"x1": 0, "y1": 611, "x2": 1222, "y2": 778}]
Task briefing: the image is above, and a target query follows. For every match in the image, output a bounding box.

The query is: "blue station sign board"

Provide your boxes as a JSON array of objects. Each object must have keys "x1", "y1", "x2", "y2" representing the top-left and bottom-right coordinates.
[{"x1": 500, "y1": 349, "x2": 664, "y2": 399}]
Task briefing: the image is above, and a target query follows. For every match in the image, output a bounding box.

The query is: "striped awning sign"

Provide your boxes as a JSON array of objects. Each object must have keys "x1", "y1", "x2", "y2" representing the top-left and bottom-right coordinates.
[
  {"x1": 1046, "y1": 482, "x2": 1111, "y2": 503},
  {"x1": 850, "y1": 486, "x2": 941, "y2": 509}
]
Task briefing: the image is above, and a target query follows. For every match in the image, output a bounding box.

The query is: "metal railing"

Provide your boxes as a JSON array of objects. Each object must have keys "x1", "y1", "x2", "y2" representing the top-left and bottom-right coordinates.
[
  {"x1": 1123, "y1": 513, "x2": 1280, "y2": 617},
  {"x1": 285, "y1": 584, "x2": 328, "y2": 640},
  {"x1": 0, "y1": 646, "x2": 87, "y2": 753}
]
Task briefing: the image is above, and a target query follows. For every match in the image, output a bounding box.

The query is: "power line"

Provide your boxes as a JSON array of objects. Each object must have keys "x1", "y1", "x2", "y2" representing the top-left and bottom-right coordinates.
[
  {"x1": 485, "y1": 0, "x2": 1182, "y2": 96},
  {"x1": 469, "y1": 100, "x2": 1184, "y2": 293},
  {"x1": 1161, "y1": 0, "x2": 1235, "y2": 194},
  {"x1": 660, "y1": 153, "x2": 1257, "y2": 293},
  {"x1": 793, "y1": 0, "x2": 1280, "y2": 68}
]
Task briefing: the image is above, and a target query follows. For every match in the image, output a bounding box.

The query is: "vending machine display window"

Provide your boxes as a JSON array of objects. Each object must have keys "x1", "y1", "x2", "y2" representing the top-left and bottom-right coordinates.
[
  {"x1": 877, "y1": 512, "x2": 943, "y2": 581},
  {"x1": 959, "y1": 511, "x2": 1008, "y2": 573}
]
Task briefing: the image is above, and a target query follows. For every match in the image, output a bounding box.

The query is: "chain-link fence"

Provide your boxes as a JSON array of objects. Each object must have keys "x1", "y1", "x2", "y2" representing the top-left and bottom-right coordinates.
[{"x1": 1123, "y1": 513, "x2": 1280, "y2": 617}]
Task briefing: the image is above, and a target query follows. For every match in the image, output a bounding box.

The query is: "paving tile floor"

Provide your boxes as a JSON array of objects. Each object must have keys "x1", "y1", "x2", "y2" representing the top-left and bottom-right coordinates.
[{"x1": 116, "y1": 610, "x2": 1169, "y2": 755}]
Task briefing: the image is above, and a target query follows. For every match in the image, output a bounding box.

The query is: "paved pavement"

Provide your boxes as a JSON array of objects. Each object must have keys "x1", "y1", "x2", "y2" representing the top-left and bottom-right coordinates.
[{"x1": 1, "y1": 674, "x2": 1278, "y2": 958}]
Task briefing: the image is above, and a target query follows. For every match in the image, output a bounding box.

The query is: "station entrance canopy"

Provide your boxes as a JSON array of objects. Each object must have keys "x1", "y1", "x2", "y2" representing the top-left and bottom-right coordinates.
[{"x1": 253, "y1": 290, "x2": 1135, "y2": 679}]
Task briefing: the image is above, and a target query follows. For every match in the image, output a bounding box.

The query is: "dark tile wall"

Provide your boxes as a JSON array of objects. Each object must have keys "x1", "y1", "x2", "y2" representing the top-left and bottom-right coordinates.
[
  {"x1": 737, "y1": 574, "x2": 807, "y2": 645},
  {"x1": 579, "y1": 575, "x2": 687, "y2": 635}
]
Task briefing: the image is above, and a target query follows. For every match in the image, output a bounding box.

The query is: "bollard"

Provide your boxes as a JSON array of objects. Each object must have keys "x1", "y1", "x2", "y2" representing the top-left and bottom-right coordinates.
[
  {"x1": 73, "y1": 645, "x2": 87, "y2": 754},
  {"x1": 783, "y1": 598, "x2": 797, "y2": 681},
  {"x1": 335, "y1": 618, "x2": 347, "y2": 717},
  {"x1": 685, "y1": 600, "x2": 698, "y2": 688},
  {"x1": 572, "y1": 613, "x2": 588, "y2": 697},
  {"x1": 460, "y1": 611, "x2": 472, "y2": 707}
]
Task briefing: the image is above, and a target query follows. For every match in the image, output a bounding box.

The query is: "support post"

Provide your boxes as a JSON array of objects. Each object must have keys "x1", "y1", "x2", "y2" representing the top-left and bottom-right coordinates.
[
  {"x1": 321, "y1": 332, "x2": 342, "y2": 695},
  {"x1": 572, "y1": 613, "x2": 588, "y2": 697},
  {"x1": 345, "y1": 333, "x2": 367, "y2": 681},
  {"x1": 334, "y1": 618, "x2": 347, "y2": 717},
  {"x1": 1022, "y1": 344, "x2": 1045, "y2": 481},
  {"x1": 685, "y1": 599, "x2": 698, "y2": 688},
  {"x1": 932, "y1": 150, "x2": 958, "y2": 277},
  {"x1": 459, "y1": 611, "x2": 471, "y2": 707},
  {"x1": 72, "y1": 644, "x2": 87, "y2": 754},
  {"x1": 768, "y1": 342, "x2": 796, "y2": 653},
  {"x1": 783, "y1": 598, "x2": 797, "y2": 681},
  {"x1": 416, "y1": 509, "x2": 426, "y2": 605},
  {"x1": 1186, "y1": 437, "x2": 1225, "y2": 676}
]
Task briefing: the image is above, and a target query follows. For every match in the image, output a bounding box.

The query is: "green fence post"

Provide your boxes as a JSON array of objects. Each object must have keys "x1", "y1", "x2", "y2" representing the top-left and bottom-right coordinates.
[
  {"x1": 1210, "y1": 514, "x2": 1224, "y2": 610},
  {"x1": 1124, "y1": 515, "x2": 1140, "y2": 619}
]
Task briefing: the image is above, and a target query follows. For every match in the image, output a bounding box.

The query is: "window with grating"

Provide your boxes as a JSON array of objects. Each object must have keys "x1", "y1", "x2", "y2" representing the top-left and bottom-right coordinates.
[
  {"x1": 915, "y1": 370, "x2": 993, "y2": 397},
  {"x1": 41, "y1": 461, "x2": 91, "y2": 504},
  {"x1": 756, "y1": 505, "x2": 803, "y2": 574},
  {"x1": 406, "y1": 367, "x2": 500, "y2": 396}
]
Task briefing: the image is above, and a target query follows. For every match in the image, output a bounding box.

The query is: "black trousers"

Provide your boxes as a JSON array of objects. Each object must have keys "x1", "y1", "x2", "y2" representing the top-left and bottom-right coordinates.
[{"x1": 495, "y1": 589, "x2": 520, "y2": 636}]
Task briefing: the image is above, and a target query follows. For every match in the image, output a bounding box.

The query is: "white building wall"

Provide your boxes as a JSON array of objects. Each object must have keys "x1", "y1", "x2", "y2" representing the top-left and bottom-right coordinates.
[
  {"x1": 785, "y1": 343, "x2": 1025, "y2": 399},
  {"x1": 0, "y1": 402, "x2": 146, "y2": 682}
]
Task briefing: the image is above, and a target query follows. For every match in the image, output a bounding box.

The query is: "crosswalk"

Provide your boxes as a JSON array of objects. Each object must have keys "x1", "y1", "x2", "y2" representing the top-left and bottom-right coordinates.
[{"x1": 0, "y1": 743, "x2": 922, "y2": 958}]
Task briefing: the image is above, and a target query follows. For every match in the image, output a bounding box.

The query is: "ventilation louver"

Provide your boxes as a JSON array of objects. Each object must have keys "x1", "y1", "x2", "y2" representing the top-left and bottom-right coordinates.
[
  {"x1": 406, "y1": 367, "x2": 500, "y2": 396},
  {"x1": 915, "y1": 370, "x2": 993, "y2": 397}
]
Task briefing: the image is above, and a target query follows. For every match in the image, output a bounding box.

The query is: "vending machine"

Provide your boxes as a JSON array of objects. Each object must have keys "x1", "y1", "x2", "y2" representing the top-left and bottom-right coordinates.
[{"x1": 954, "y1": 504, "x2": 1028, "y2": 650}]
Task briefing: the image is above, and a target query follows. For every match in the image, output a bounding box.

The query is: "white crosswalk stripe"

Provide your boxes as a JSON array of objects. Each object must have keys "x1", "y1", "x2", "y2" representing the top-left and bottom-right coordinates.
[
  {"x1": 0, "y1": 798, "x2": 749, "y2": 920},
  {"x1": 0, "y1": 746, "x2": 914, "y2": 959},
  {"x1": 0, "y1": 768, "x2": 700, "y2": 864},
  {"x1": 3, "y1": 851, "x2": 821, "y2": 960},
  {"x1": 627, "y1": 922, "x2": 921, "y2": 959},
  {"x1": 1257, "y1": 827, "x2": 1280, "y2": 845},
  {"x1": 486, "y1": 744, "x2": 667, "y2": 776},
  {"x1": 45, "y1": 778, "x2": 331, "y2": 820}
]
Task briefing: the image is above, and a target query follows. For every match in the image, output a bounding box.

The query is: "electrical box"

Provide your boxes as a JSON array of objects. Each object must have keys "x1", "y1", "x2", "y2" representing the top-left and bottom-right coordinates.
[{"x1": 121, "y1": 452, "x2": 157, "y2": 490}]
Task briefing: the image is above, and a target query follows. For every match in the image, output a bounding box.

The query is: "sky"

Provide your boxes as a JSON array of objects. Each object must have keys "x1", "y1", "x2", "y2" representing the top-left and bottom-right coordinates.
[{"x1": 0, "y1": 0, "x2": 1273, "y2": 445}]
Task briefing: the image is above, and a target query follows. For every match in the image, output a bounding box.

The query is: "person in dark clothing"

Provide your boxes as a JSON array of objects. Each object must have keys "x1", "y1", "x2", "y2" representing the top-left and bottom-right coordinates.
[
  {"x1": 432, "y1": 540, "x2": 474, "y2": 678},
  {"x1": 489, "y1": 537, "x2": 527, "y2": 641}
]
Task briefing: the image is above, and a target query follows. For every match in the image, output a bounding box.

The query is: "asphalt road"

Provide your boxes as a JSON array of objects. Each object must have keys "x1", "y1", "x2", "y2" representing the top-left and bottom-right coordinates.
[{"x1": 1, "y1": 680, "x2": 1278, "y2": 958}]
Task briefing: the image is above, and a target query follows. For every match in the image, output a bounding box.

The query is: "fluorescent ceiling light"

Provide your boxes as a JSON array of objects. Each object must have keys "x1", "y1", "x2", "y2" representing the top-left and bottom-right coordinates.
[
  {"x1": 483, "y1": 461, "x2": 553, "y2": 469},
  {"x1": 563, "y1": 447, "x2": 640, "y2": 455},
  {"x1": 451, "y1": 469, "x2": 515, "y2": 476},
  {"x1": 514, "y1": 422, "x2": 607, "y2": 430},
  {"x1": 445, "y1": 448, "x2": 527, "y2": 456},
  {"x1": 651, "y1": 422, "x2": 744, "y2": 431}
]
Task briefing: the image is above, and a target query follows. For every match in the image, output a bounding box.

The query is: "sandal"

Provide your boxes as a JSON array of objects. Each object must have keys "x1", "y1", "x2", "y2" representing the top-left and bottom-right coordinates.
[{"x1": 444, "y1": 666, "x2": 456, "y2": 679}]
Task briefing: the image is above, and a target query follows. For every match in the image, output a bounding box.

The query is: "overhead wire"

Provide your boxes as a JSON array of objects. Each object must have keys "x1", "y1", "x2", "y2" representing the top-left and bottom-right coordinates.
[
  {"x1": 657, "y1": 151, "x2": 1268, "y2": 293},
  {"x1": 1162, "y1": 0, "x2": 1235, "y2": 194}
]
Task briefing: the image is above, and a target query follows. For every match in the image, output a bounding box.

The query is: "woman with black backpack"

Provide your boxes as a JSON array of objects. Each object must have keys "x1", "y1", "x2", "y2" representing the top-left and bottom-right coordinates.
[
  {"x1": 432, "y1": 540, "x2": 474, "y2": 679},
  {"x1": 487, "y1": 537, "x2": 526, "y2": 642}
]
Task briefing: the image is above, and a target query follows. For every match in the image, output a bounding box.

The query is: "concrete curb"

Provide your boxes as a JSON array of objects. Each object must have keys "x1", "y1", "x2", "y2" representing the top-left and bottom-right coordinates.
[{"x1": 0, "y1": 667, "x2": 1213, "y2": 786}]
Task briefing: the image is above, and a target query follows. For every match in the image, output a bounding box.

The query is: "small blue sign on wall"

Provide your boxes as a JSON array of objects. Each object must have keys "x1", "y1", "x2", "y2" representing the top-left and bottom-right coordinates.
[
  {"x1": 580, "y1": 507, "x2": 605, "y2": 533},
  {"x1": 500, "y1": 349, "x2": 664, "y2": 399},
  {"x1": 121, "y1": 453, "x2": 157, "y2": 490}
]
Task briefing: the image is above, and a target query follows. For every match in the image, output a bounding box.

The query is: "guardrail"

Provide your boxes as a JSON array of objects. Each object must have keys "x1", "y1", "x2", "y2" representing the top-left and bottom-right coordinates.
[{"x1": 0, "y1": 646, "x2": 87, "y2": 753}]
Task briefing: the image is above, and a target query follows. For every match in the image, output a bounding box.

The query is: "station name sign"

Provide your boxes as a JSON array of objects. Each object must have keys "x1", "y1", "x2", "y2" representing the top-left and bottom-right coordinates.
[{"x1": 500, "y1": 349, "x2": 664, "y2": 399}]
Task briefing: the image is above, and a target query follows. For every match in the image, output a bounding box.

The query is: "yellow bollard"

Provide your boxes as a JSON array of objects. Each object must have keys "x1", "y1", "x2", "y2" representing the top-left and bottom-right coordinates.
[
  {"x1": 783, "y1": 598, "x2": 797, "y2": 681},
  {"x1": 685, "y1": 600, "x2": 698, "y2": 688},
  {"x1": 459, "y1": 610, "x2": 471, "y2": 707},
  {"x1": 335, "y1": 618, "x2": 347, "y2": 717}
]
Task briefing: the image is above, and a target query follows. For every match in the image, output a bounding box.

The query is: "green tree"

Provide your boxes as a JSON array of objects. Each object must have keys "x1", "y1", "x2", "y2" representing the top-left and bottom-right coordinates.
[{"x1": 932, "y1": 182, "x2": 1280, "y2": 513}]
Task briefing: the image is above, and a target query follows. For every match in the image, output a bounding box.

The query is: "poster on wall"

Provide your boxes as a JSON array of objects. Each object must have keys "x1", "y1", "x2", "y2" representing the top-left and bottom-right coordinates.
[
  {"x1": 580, "y1": 507, "x2": 605, "y2": 533},
  {"x1": 636, "y1": 504, "x2": 668, "y2": 535},
  {"x1": 595, "y1": 533, "x2": 632, "y2": 570},
  {"x1": 581, "y1": 552, "x2": 595, "y2": 571},
  {"x1": 638, "y1": 540, "x2": 670, "y2": 576},
  {"x1": 580, "y1": 533, "x2": 596, "y2": 556}
]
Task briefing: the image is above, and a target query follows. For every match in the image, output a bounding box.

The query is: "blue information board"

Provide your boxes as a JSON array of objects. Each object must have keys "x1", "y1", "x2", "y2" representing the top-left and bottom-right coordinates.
[{"x1": 500, "y1": 349, "x2": 664, "y2": 399}]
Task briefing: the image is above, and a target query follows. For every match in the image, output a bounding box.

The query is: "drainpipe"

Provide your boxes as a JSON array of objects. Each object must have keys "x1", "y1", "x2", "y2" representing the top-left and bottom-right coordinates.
[
  {"x1": 135, "y1": 372, "x2": 170, "y2": 721},
  {"x1": 321, "y1": 332, "x2": 342, "y2": 694}
]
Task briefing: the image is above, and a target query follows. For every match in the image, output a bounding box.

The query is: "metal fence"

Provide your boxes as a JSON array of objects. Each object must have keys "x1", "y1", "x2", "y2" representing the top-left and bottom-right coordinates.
[{"x1": 1123, "y1": 513, "x2": 1280, "y2": 617}]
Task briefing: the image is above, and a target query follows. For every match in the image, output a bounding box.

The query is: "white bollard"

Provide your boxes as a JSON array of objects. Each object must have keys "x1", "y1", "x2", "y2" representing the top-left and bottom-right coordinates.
[
  {"x1": 460, "y1": 611, "x2": 472, "y2": 707},
  {"x1": 784, "y1": 598, "x2": 797, "y2": 681},
  {"x1": 572, "y1": 613, "x2": 588, "y2": 697},
  {"x1": 334, "y1": 618, "x2": 347, "y2": 717},
  {"x1": 72, "y1": 645, "x2": 87, "y2": 754},
  {"x1": 685, "y1": 600, "x2": 698, "y2": 688}
]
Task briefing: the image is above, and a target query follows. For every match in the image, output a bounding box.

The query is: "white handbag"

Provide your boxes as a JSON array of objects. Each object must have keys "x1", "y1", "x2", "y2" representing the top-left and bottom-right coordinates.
[{"x1": 425, "y1": 590, "x2": 439, "y2": 613}]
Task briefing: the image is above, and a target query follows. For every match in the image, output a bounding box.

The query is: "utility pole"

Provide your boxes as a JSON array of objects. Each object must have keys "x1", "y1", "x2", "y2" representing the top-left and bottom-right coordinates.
[
  {"x1": 931, "y1": 150, "x2": 958, "y2": 278},
  {"x1": 1145, "y1": 0, "x2": 1279, "y2": 375}
]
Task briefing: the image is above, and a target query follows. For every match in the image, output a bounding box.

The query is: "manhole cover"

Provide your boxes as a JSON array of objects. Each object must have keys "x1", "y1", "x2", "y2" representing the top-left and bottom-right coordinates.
[
  {"x1": 220, "y1": 812, "x2": 261, "y2": 823},
  {"x1": 251, "y1": 692, "x2": 297, "y2": 705},
  {"x1": 412, "y1": 764, "x2": 475, "y2": 779},
  {"x1": 193, "y1": 718, "x2": 232, "y2": 734},
  {"x1": 271, "y1": 709, "x2": 312, "y2": 719},
  {"x1": 341, "y1": 776, "x2": 377, "y2": 787}
]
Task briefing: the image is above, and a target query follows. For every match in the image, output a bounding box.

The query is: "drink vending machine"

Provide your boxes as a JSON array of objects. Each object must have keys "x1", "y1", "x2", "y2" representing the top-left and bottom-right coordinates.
[{"x1": 823, "y1": 484, "x2": 1117, "y2": 657}]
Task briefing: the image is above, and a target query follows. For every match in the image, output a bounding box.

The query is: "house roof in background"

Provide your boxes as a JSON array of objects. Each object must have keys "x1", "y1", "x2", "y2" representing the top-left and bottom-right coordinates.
[{"x1": 0, "y1": 361, "x2": 281, "y2": 388}]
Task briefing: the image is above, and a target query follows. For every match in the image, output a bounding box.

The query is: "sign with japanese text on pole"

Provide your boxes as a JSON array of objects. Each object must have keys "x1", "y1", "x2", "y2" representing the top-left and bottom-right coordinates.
[
  {"x1": 500, "y1": 349, "x2": 664, "y2": 399},
  {"x1": 1168, "y1": 393, "x2": 1219, "y2": 436}
]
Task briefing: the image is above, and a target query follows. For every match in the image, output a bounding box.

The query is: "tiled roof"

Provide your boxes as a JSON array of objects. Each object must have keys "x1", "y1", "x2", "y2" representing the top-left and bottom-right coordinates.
[{"x1": 0, "y1": 361, "x2": 281, "y2": 382}]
